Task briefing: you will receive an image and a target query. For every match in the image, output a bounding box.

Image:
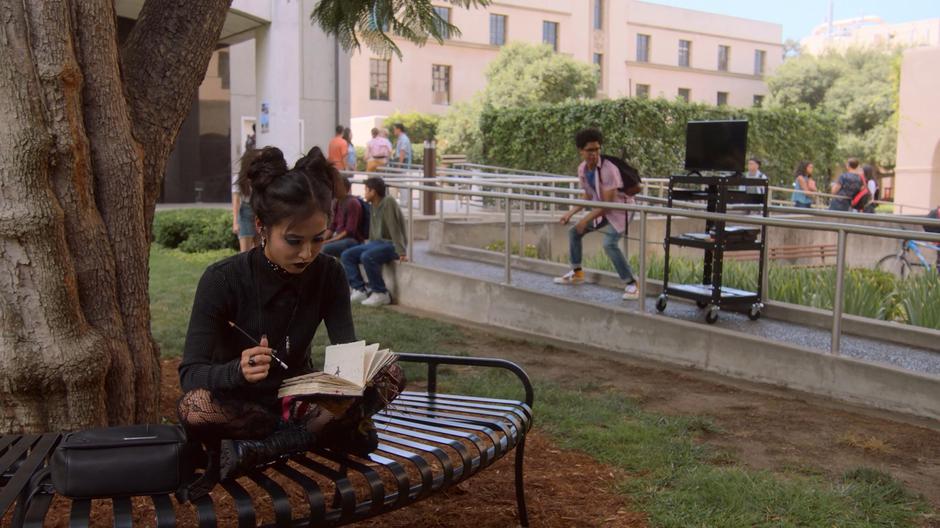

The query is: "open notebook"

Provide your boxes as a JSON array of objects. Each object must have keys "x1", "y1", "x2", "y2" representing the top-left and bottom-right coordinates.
[{"x1": 278, "y1": 341, "x2": 397, "y2": 398}]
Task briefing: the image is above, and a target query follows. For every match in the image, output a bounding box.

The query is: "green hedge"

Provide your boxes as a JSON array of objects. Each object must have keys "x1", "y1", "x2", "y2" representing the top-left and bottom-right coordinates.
[
  {"x1": 153, "y1": 209, "x2": 239, "y2": 253},
  {"x1": 384, "y1": 111, "x2": 441, "y2": 145},
  {"x1": 480, "y1": 98, "x2": 839, "y2": 186}
]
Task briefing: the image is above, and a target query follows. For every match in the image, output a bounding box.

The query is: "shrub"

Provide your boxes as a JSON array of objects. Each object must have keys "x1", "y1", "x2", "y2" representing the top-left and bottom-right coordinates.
[
  {"x1": 153, "y1": 209, "x2": 238, "y2": 253},
  {"x1": 383, "y1": 111, "x2": 441, "y2": 144},
  {"x1": 479, "y1": 98, "x2": 839, "y2": 187}
]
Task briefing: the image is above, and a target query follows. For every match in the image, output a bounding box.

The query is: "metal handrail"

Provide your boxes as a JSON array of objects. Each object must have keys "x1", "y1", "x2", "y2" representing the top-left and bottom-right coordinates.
[
  {"x1": 383, "y1": 178, "x2": 940, "y2": 357},
  {"x1": 353, "y1": 173, "x2": 940, "y2": 230}
]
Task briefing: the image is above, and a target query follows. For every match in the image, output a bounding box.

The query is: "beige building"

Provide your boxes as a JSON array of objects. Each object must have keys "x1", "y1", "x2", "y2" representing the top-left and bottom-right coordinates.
[
  {"x1": 350, "y1": 0, "x2": 783, "y2": 121},
  {"x1": 801, "y1": 16, "x2": 940, "y2": 55},
  {"x1": 893, "y1": 46, "x2": 940, "y2": 213}
]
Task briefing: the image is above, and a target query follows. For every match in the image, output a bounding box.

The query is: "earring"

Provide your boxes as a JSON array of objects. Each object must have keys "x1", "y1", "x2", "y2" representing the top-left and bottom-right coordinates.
[{"x1": 259, "y1": 228, "x2": 266, "y2": 249}]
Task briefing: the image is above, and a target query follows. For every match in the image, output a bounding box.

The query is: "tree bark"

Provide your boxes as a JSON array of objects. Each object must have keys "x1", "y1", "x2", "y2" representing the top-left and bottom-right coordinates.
[
  {"x1": 0, "y1": 0, "x2": 230, "y2": 431},
  {"x1": 0, "y1": 0, "x2": 108, "y2": 432},
  {"x1": 25, "y1": 0, "x2": 134, "y2": 426}
]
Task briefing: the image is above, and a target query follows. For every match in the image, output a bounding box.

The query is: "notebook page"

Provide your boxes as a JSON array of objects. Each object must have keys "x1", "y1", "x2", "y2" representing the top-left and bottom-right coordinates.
[{"x1": 324, "y1": 341, "x2": 367, "y2": 386}]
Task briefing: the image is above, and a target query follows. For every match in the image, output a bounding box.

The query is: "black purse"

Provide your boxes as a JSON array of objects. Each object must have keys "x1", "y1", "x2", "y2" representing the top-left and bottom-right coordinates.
[{"x1": 50, "y1": 424, "x2": 196, "y2": 499}]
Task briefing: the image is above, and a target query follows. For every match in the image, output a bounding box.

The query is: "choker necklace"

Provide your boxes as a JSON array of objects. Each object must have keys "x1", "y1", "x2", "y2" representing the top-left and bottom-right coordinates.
[{"x1": 262, "y1": 251, "x2": 292, "y2": 278}]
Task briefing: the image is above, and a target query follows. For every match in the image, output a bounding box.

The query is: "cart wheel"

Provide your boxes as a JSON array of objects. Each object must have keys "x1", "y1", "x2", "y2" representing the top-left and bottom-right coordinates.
[
  {"x1": 705, "y1": 306, "x2": 720, "y2": 324},
  {"x1": 695, "y1": 300, "x2": 708, "y2": 309},
  {"x1": 748, "y1": 303, "x2": 762, "y2": 321},
  {"x1": 655, "y1": 295, "x2": 667, "y2": 312}
]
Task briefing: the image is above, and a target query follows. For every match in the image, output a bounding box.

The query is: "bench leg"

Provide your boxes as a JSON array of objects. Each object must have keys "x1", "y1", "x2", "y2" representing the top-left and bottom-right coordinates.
[{"x1": 514, "y1": 437, "x2": 529, "y2": 527}]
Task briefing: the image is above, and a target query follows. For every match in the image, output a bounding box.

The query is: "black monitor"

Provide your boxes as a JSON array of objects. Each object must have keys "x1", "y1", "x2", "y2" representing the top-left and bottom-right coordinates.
[{"x1": 684, "y1": 120, "x2": 748, "y2": 172}]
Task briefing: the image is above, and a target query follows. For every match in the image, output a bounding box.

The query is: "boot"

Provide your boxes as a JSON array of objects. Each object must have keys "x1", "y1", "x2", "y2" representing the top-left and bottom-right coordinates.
[
  {"x1": 177, "y1": 450, "x2": 219, "y2": 503},
  {"x1": 219, "y1": 428, "x2": 315, "y2": 481},
  {"x1": 321, "y1": 418, "x2": 379, "y2": 457}
]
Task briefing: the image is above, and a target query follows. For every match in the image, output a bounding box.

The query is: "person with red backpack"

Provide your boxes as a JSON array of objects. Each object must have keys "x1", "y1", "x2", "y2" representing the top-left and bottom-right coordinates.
[
  {"x1": 828, "y1": 157, "x2": 868, "y2": 212},
  {"x1": 554, "y1": 127, "x2": 640, "y2": 301},
  {"x1": 321, "y1": 177, "x2": 365, "y2": 258}
]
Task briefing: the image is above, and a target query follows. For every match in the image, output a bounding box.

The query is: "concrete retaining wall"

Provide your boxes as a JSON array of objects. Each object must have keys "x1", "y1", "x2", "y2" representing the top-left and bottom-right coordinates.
[
  {"x1": 390, "y1": 262, "x2": 940, "y2": 422},
  {"x1": 435, "y1": 242, "x2": 940, "y2": 351}
]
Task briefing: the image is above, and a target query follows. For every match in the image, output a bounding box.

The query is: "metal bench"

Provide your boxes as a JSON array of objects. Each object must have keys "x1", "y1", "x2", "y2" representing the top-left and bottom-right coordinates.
[{"x1": 0, "y1": 354, "x2": 533, "y2": 527}]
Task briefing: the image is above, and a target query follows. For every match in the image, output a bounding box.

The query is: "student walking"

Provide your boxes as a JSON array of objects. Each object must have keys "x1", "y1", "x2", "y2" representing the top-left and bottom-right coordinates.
[{"x1": 554, "y1": 128, "x2": 639, "y2": 300}]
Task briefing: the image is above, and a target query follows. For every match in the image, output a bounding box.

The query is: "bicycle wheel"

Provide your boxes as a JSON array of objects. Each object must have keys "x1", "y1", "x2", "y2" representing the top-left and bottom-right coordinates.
[{"x1": 875, "y1": 254, "x2": 911, "y2": 278}]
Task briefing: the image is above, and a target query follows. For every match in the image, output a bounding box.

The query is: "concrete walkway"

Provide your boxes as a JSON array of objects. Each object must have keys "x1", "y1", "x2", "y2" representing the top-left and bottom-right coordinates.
[{"x1": 410, "y1": 241, "x2": 940, "y2": 377}]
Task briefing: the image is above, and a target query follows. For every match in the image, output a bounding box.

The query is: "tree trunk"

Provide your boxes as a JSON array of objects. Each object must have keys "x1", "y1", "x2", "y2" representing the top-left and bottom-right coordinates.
[{"x1": 0, "y1": 0, "x2": 230, "y2": 432}]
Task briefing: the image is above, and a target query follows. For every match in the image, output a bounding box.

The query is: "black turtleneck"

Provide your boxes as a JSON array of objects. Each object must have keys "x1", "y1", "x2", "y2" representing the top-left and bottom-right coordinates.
[{"x1": 178, "y1": 247, "x2": 356, "y2": 401}]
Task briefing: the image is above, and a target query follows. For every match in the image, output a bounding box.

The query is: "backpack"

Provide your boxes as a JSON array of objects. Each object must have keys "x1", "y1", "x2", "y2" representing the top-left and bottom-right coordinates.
[
  {"x1": 601, "y1": 155, "x2": 642, "y2": 196},
  {"x1": 355, "y1": 196, "x2": 371, "y2": 240},
  {"x1": 850, "y1": 172, "x2": 870, "y2": 211}
]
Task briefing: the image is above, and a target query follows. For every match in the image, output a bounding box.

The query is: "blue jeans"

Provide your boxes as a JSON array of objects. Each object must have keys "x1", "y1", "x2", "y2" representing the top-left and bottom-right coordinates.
[
  {"x1": 569, "y1": 222, "x2": 635, "y2": 283},
  {"x1": 321, "y1": 238, "x2": 360, "y2": 259},
  {"x1": 340, "y1": 240, "x2": 398, "y2": 293}
]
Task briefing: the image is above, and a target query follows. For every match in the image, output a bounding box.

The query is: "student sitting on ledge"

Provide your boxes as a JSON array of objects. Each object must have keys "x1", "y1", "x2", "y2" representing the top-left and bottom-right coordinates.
[{"x1": 341, "y1": 176, "x2": 408, "y2": 307}]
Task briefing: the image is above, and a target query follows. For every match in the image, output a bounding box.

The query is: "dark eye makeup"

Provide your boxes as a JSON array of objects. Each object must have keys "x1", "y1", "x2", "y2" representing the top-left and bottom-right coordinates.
[{"x1": 284, "y1": 229, "x2": 328, "y2": 246}]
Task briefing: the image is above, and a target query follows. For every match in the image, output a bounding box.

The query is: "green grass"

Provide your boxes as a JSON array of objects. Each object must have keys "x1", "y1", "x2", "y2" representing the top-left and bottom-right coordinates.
[
  {"x1": 149, "y1": 246, "x2": 236, "y2": 357},
  {"x1": 149, "y1": 247, "x2": 931, "y2": 526}
]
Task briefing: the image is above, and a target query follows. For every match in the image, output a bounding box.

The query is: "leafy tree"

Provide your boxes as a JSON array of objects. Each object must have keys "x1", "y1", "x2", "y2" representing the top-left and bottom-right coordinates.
[
  {"x1": 766, "y1": 47, "x2": 900, "y2": 169},
  {"x1": 311, "y1": 0, "x2": 490, "y2": 59},
  {"x1": 438, "y1": 42, "x2": 598, "y2": 156},
  {"x1": 0, "y1": 0, "x2": 481, "y2": 433}
]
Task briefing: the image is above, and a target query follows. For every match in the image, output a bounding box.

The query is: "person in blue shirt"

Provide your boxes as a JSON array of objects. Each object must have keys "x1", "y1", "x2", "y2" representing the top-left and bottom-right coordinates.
[{"x1": 393, "y1": 123, "x2": 413, "y2": 166}]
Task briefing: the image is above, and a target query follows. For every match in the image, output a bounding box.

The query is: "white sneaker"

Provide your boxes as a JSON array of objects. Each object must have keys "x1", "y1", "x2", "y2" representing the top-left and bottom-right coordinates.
[
  {"x1": 350, "y1": 288, "x2": 369, "y2": 303},
  {"x1": 553, "y1": 270, "x2": 585, "y2": 284},
  {"x1": 622, "y1": 283, "x2": 639, "y2": 300},
  {"x1": 362, "y1": 291, "x2": 392, "y2": 307}
]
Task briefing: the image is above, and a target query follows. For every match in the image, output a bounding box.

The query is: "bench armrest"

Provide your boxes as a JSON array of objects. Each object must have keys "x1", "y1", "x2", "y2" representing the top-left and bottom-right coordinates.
[{"x1": 395, "y1": 353, "x2": 534, "y2": 408}]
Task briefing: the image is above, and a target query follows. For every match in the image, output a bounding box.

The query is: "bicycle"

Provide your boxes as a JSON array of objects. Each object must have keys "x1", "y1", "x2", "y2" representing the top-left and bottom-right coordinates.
[{"x1": 875, "y1": 238, "x2": 940, "y2": 278}]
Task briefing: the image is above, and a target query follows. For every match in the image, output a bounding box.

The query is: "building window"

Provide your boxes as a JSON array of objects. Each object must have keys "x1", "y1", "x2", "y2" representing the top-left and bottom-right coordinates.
[
  {"x1": 717, "y1": 92, "x2": 728, "y2": 106},
  {"x1": 678, "y1": 40, "x2": 691, "y2": 67},
  {"x1": 753, "y1": 94, "x2": 765, "y2": 107},
  {"x1": 718, "y1": 45, "x2": 729, "y2": 72},
  {"x1": 489, "y1": 14, "x2": 507, "y2": 46},
  {"x1": 218, "y1": 50, "x2": 230, "y2": 90},
  {"x1": 636, "y1": 84, "x2": 650, "y2": 99},
  {"x1": 754, "y1": 49, "x2": 766, "y2": 75},
  {"x1": 593, "y1": 0, "x2": 602, "y2": 30},
  {"x1": 433, "y1": 6, "x2": 451, "y2": 39},
  {"x1": 432, "y1": 64, "x2": 451, "y2": 105},
  {"x1": 678, "y1": 88, "x2": 690, "y2": 102},
  {"x1": 593, "y1": 53, "x2": 603, "y2": 86},
  {"x1": 543, "y1": 21, "x2": 559, "y2": 51},
  {"x1": 636, "y1": 34, "x2": 650, "y2": 62},
  {"x1": 370, "y1": 59, "x2": 389, "y2": 101}
]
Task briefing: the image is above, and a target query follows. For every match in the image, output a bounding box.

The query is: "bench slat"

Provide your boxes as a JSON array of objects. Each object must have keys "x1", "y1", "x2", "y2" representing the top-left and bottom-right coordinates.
[
  {"x1": 112, "y1": 497, "x2": 132, "y2": 528},
  {"x1": 268, "y1": 462, "x2": 327, "y2": 524},
  {"x1": 383, "y1": 408, "x2": 514, "y2": 450},
  {"x1": 0, "y1": 434, "x2": 57, "y2": 519},
  {"x1": 310, "y1": 451, "x2": 387, "y2": 514},
  {"x1": 291, "y1": 456, "x2": 357, "y2": 518},
  {"x1": 219, "y1": 479, "x2": 256, "y2": 528},
  {"x1": 192, "y1": 493, "x2": 217, "y2": 528},
  {"x1": 245, "y1": 471, "x2": 292, "y2": 527},
  {"x1": 68, "y1": 498, "x2": 91, "y2": 528},
  {"x1": 151, "y1": 494, "x2": 177, "y2": 528},
  {"x1": 375, "y1": 415, "x2": 491, "y2": 467},
  {"x1": 364, "y1": 453, "x2": 412, "y2": 507},
  {"x1": 379, "y1": 425, "x2": 474, "y2": 478},
  {"x1": 373, "y1": 443, "x2": 435, "y2": 491}
]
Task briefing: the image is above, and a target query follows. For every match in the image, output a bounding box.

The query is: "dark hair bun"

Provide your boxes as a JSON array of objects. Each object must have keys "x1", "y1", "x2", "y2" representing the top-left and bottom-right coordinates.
[
  {"x1": 247, "y1": 146, "x2": 288, "y2": 193},
  {"x1": 294, "y1": 146, "x2": 340, "y2": 197}
]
